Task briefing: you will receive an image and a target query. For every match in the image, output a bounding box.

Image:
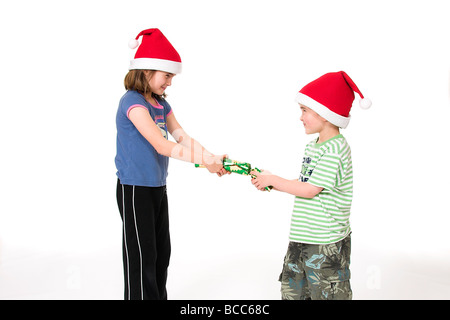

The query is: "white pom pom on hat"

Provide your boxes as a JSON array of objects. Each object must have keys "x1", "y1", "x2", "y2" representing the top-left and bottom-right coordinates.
[
  {"x1": 359, "y1": 97, "x2": 372, "y2": 109},
  {"x1": 128, "y1": 38, "x2": 140, "y2": 49}
]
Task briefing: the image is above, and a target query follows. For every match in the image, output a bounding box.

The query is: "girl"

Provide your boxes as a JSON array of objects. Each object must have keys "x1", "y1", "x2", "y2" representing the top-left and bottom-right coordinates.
[{"x1": 115, "y1": 28, "x2": 228, "y2": 300}]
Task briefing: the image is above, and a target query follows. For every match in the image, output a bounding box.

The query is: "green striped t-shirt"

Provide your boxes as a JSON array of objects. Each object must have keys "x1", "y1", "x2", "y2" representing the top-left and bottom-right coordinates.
[{"x1": 290, "y1": 134, "x2": 353, "y2": 244}]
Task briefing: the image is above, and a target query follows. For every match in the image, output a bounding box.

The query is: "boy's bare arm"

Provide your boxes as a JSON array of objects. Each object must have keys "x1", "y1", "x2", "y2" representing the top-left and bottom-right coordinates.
[
  {"x1": 271, "y1": 176, "x2": 323, "y2": 198},
  {"x1": 251, "y1": 171, "x2": 323, "y2": 198}
]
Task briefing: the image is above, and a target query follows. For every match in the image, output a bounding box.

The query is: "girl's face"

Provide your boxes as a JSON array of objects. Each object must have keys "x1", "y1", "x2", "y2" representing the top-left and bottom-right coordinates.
[
  {"x1": 299, "y1": 104, "x2": 326, "y2": 134},
  {"x1": 145, "y1": 70, "x2": 176, "y2": 96}
]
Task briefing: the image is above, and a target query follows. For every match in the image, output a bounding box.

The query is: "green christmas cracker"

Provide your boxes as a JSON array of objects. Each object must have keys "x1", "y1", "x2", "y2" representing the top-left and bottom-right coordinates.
[{"x1": 195, "y1": 158, "x2": 273, "y2": 191}]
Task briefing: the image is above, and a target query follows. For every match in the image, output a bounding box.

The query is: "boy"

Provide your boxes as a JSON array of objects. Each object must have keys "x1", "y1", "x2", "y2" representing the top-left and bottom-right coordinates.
[{"x1": 251, "y1": 71, "x2": 371, "y2": 300}]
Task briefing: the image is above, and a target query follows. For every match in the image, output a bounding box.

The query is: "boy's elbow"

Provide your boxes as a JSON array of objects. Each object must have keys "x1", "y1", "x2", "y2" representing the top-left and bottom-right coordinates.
[
  {"x1": 299, "y1": 191, "x2": 315, "y2": 199},
  {"x1": 304, "y1": 192, "x2": 317, "y2": 199},
  {"x1": 303, "y1": 185, "x2": 324, "y2": 199}
]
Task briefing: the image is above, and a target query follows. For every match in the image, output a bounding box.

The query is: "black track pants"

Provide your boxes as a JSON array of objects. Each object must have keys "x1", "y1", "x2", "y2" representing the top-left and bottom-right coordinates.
[{"x1": 116, "y1": 179, "x2": 170, "y2": 300}]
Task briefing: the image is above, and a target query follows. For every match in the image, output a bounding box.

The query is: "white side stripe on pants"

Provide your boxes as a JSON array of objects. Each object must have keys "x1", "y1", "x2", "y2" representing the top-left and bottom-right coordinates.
[
  {"x1": 132, "y1": 185, "x2": 144, "y2": 300},
  {"x1": 122, "y1": 185, "x2": 130, "y2": 300}
]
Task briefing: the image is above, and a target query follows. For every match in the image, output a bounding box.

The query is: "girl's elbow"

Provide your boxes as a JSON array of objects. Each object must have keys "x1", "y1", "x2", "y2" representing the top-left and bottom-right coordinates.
[
  {"x1": 155, "y1": 146, "x2": 166, "y2": 157},
  {"x1": 158, "y1": 146, "x2": 172, "y2": 157},
  {"x1": 153, "y1": 140, "x2": 172, "y2": 157}
]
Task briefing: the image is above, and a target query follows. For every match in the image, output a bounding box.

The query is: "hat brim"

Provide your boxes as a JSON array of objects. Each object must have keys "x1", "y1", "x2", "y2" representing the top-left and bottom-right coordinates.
[
  {"x1": 295, "y1": 92, "x2": 350, "y2": 129},
  {"x1": 129, "y1": 58, "x2": 182, "y2": 74}
]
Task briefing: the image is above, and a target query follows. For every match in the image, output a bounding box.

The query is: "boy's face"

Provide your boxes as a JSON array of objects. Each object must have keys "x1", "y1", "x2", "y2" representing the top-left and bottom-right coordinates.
[{"x1": 299, "y1": 104, "x2": 326, "y2": 134}]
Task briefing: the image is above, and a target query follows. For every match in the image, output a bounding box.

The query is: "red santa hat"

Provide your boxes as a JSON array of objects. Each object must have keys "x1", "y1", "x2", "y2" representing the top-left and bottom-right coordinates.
[
  {"x1": 128, "y1": 28, "x2": 182, "y2": 74},
  {"x1": 295, "y1": 71, "x2": 371, "y2": 128}
]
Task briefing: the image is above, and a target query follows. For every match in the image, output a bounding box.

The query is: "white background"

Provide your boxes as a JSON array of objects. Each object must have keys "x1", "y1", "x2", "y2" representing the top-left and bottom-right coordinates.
[{"x1": 0, "y1": 0, "x2": 449, "y2": 300}]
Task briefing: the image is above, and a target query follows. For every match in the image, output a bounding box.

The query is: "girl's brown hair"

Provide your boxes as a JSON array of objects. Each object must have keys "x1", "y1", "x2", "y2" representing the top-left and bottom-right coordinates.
[{"x1": 124, "y1": 70, "x2": 166, "y2": 99}]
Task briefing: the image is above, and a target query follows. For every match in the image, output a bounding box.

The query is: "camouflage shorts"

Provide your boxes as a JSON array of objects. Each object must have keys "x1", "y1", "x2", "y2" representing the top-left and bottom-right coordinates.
[{"x1": 279, "y1": 235, "x2": 352, "y2": 300}]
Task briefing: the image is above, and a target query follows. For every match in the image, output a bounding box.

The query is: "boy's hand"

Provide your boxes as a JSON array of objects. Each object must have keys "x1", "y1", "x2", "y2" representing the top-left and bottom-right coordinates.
[{"x1": 250, "y1": 170, "x2": 273, "y2": 191}]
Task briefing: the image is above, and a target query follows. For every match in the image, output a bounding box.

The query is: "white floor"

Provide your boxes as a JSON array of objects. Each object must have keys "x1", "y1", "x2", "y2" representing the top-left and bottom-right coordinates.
[{"x1": 1, "y1": 241, "x2": 449, "y2": 300}]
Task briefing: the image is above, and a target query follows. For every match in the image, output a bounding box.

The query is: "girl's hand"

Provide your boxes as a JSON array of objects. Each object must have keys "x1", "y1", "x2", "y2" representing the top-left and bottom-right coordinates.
[
  {"x1": 216, "y1": 167, "x2": 231, "y2": 177},
  {"x1": 205, "y1": 154, "x2": 228, "y2": 175},
  {"x1": 250, "y1": 170, "x2": 273, "y2": 191}
]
